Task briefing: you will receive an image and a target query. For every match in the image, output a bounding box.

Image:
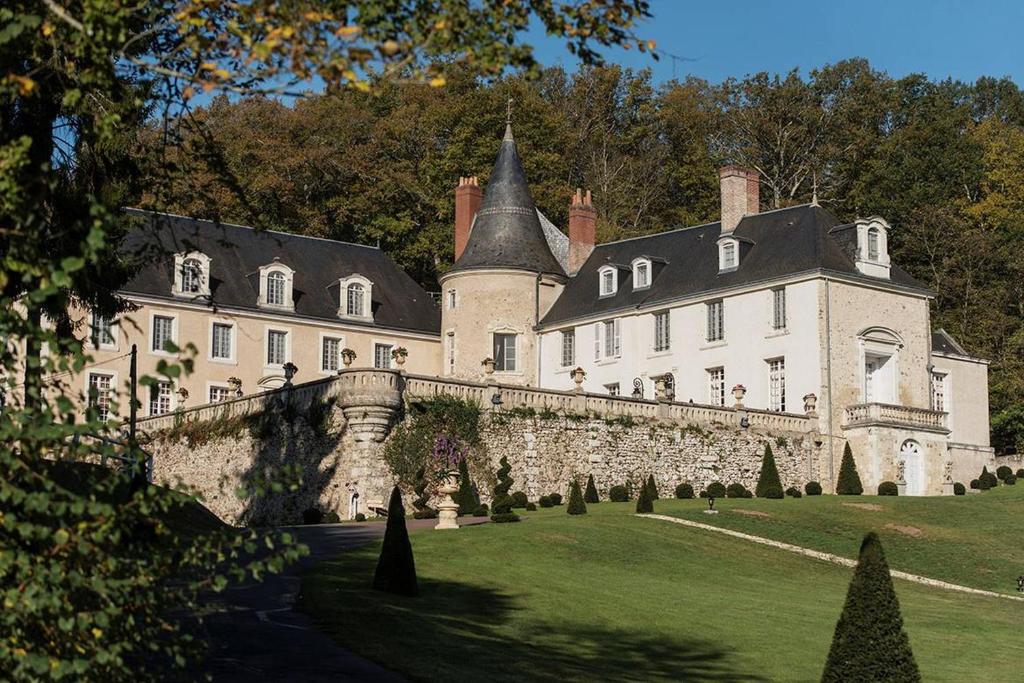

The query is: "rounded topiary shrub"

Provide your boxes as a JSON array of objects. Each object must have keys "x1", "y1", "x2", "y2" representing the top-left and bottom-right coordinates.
[
  {"x1": 705, "y1": 481, "x2": 727, "y2": 499},
  {"x1": 675, "y1": 483, "x2": 695, "y2": 499},
  {"x1": 525, "y1": 502, "x2": 537, "y2": 511},
  {"x1": 996, "y1": 465, "x2": 1013, "y2": 481},
  {"x1": 354, "y1": 513, "x2": 367, "y2": 522},
  {"x1": 1006, "y1": 474, "x2": 1017, "y2": 486},
  {"x1": 970, "y1": 479, "x2": 980, "y2": 489},
  {"x1": 877, "y1": 481, "x2": 899, "y2": 496},
  {"x1": 805, "y1": 481, "x2": 823, "y2": 496},
  {"x1": 1017, "y1": 468, "x2": 1024, "y2": 479},
  {"x1": 698, "y1": 489, "x2": 709, "y2": 498},
  {"x1": 538, "y1": 495, "x2": 553, "y2": 508},
  {"x1": 511, "y1": 491, "x2": 529, "y2": 508},
  {"x1": 609, "y1": 485, "x2": 629, "y2": 502},
  {"x1": 726, "y1": 483, "x2": 748, "y2": 498},
  {"x1": 785, "y1": 486, "x2": 802, "y2": 498},
  {"x1": 472, "y1": 504, "x2": 489, "y2": 517},
  {"x1": 762, "y1": 485, "x2": 784, "y2": 499},
  {"x1": 323, "y1": 511, "x2": 341, "y2": 524},
  {"x1": 978, "y1": 477, "x2": 992, "y2": 491},
  {"x1": 548, "y1": 493, "x2": 563, "y2": 506},
  {"x1": 980, "y1": 466, "x2": 998, "y2": 489},
  {"x1": 953, "y1": 482, "x2": 966, "y2": 496}
]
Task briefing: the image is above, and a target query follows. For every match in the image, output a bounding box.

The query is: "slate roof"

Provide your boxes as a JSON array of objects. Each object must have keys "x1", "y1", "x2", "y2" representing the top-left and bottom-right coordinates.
[
  {"x1": 119, "y1": 209, "x2": 440, "y2": 335},
  {"x1": 541, "y1": 203, "x2": 931, "y2": 327},
  {"x1": 449, "y1": 125, "x2": 565, "y2": 276},
  {"x1": 931, "y1": 329, "x2": 970, "y2": 357}
]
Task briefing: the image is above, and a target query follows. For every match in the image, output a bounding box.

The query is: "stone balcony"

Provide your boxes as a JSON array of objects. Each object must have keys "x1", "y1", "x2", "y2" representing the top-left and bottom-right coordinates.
[{"x1": 843, "y1": 402, "x2": 948, "y2": 433}]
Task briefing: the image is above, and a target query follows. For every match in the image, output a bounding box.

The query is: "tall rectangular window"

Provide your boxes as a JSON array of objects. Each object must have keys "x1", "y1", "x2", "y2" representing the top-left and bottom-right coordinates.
[
  {"x1": 209, "y1": 385, "x2": 231, "y2": 403},
  {"x1": 864, "y1": 358, "x2": 878, "y2": 402},
  {"x1": 88, "y1": 372, "x2": 114, "y2": 422},
  {"x1": 706, "y1": 301, "x2": 724, "y2": 342},
  {"x1": 593, "y1": 323, "x2": 601, "y2": 361},
  {"x1": 561, "y1": 330, "x2": 575, "y2": 367},
  {"x1": 768, "y1": 358, "x2": 786, "y2": 412},
  {"x1": 600, "y1": 269, "x2": 615, "y2": 295},
  {"x1": 493, "y1": 334, "x2": 517, "y2": 372},
  {"x1": 447, "y1": 290, "x2": 456, "y2": 309},
  {"x1": 772, "y1": 288, "x2": 786, "y2": 330},
  {"x1": 322, "y1": 336, "x2": 342, "y2": 372},
  {"x1": 634, "y1": 262, "x2": 649, "y2": 288},
  {"x1": 211, "y1": 323, "x2": 233, "y2": 360},
  {"x1": 374, "y1": 343, "x2": 393, "y2": 369},
  {"x1": 722, "y1": 242, "x2": 737, "y2": 268},
  {"x1": 603, "y1": 319, "x2": 621, "y2": 358},
  {"x1": 267, "y1": 330, "x2": 287, "y2": 365},
  {"x1": 91, "y1": 310, "x2": 114, "y2": 348},
  {"x1": 266, "y1": 272, "x2": 286, "y2": 305},
  {"x1": 149, "y1": 380, "x2": 173, "y2": 416},
  {"x1": 446, "y1": 332, "x2": 456, "y2": 373},
  {"x1": 152, "y1": 315, "x2": 174, "y2": 352},
  {"x1": 654, "y1": 311, "x2": 670, "y2": 352},
  {"x1": 708, "y1": 367, "x2": 726, "y2": 406},
  {"x1": 931, "y1": 372, "x2": 947, "y2": 412}
]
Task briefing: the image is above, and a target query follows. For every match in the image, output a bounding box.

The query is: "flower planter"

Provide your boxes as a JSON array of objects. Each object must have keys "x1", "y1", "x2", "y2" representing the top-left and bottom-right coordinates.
[{"x1": 435, "y1": 471, "x2": 460, "y2": 530}]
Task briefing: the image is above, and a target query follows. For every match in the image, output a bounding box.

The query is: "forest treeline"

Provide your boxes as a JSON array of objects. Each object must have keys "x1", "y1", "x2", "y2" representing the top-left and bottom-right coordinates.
[{"x1": 142, "y1": 60, "x2": 1024, "y2": 453}]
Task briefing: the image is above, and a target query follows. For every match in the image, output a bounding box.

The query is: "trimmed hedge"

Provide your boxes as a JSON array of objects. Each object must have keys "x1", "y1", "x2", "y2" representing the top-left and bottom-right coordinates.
[
  {"x1": 1006, "y1": 474, "x2": 1017, "y2": 486},
  {"x1": 755, "y1": 443, "x2": 783, "y2": 498},
  {"x1": 805, "y1": 481, "x2": 823, "y2": 496},
  {"x1": 979, "y1": 466, "x2": 998, "y2": 489},
  {"x1": 510, "y1": 491, "x2": 528, "y2": 508},
  {"x1": 525, "y1": 502, "x2": 537, "y2": 511},
  {"x1": 609, "y1": 484, "x2": 629, "y2": 502},
  {"x1": 877, "y1": 481, "x2": 899, "y2": 496},
  {"x1": 675, "y1": 483, "x2": 695, "y2": 499},
  {"x1": 567, "y1": 480, "x2": 587, "y2": 515},
  {"x1": 762, "y1": 485, "x2": 784, "y2": 499},
  {"x1": 472, "y1": 504, "x2": 490, "y2": 517},
  {"x1": 705, "y1": 481, "x2": 727, "y2": 498},
  {"x1": 548, "y1": 492, "x2": 563, "y2": 506},
  {"x1": 584, "y1": 474, "x2": 600, "y2": 503},
  {"x1": 996, "y1": 465, "x2": 1013, "y2": 481},
  {"x1": 953, "y1": 482, "x2": 966, "y2": 496},
  {"x1": 635, "y1": 483, "x2": 654, "y2": 513},
  {"x1": 372, "y1": 487, "x2": 418, "y2": 597},
  {"x1": 785, "y1": 486, "x2": 802, "y2": 498},
  {"x1": 726, "y1": 482, "x2": 748, "y2": 498},
  {"x1": 538, "y1": 495, "x2": 553, "y2": 508},
  {"x1": 1017, "y1": 468, "x2": 1024, "y2": 479},
  {"x1": 354, "y1": 513, "x2": 367, "y2": 522},
  {"x1": 645, "y1": 474, "x2": 659, "y2": 500},
  {"x1": 970, "y1": 479, "x2": 981, "y2": 490},
  {"x1": 836, "y1": 443, "x2": 864, "y2": 495}
]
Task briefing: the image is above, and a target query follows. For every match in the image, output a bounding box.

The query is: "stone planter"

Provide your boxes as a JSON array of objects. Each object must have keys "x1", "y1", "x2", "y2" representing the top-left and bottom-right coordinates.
[
  {"x1": 482, "y1": 358, "x2": 495, "y2": 375},
  {"x1": 435, "y1": 471, "x2": 460, "y2": 530},
  {"x1": 341, "y1": 348, "x2": 356, "y2": 368},
  {"x1": 803, "y1": 393, "x2": 818, "y2": 414},
  {"x1": 571, "y1": 366, "x2": 586, "y2": 391},
  {"x1": 732, "y1": 384, "x2": 746, "y2": 406}
]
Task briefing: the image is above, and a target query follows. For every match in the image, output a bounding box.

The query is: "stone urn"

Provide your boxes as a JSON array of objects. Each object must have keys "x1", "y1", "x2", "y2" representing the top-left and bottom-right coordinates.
[
  {"x1": 341, "y1": 348, "x2": 356, "y2": 368},
  {"x1": 571, "y1": 366, "x2": 586, "y2": 392},
  {"x1": 732, "y1": 384, "x2": 746, "y2": 406},
  {"x1": 176, "y1": 386, "x2": 189, "y2": 407},
  {"x1": 802, "y1": 393, "x2": 818, "y2": 414},
  {"x1": 392, "y1": 347, "x2": 408, "y2": 367},
  {"x1": 435, "y1": 471, "x2": 460, "y2": 530},
  {"x1": 228, "y1": 376, "x2": 243, "y2": 398},
  {"x1": 481, "y1": 357, "x2": 495, "y2": 375},
  {"x1": 283, "y1": 362, "x2": 298, "y2": 386}
]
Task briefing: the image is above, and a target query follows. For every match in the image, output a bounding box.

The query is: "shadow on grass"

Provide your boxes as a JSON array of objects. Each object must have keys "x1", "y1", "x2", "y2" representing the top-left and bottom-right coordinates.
[{"x1": 302, "y1": 553, "x2": 764, "y2": 682}]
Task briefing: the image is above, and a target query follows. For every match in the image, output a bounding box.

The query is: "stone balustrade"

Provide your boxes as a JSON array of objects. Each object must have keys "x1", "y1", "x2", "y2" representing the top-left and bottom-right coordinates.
[{"x1": 843, "y1": 402, "x2": 948, "y2": 432}]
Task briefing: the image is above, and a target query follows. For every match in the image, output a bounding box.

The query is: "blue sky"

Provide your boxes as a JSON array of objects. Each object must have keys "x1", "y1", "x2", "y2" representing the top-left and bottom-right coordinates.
[{"x1": 530, "y1": 0, "x2": 1024, "y2": 84}]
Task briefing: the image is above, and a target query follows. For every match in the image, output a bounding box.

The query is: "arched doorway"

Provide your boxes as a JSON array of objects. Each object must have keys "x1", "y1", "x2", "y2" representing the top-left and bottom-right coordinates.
[
  {"x1": 899, "y1": 440, "x2": 924, "y2": 496},
  {"x1": 349, "y1": 492, "x2": 361, "y2": 519}
]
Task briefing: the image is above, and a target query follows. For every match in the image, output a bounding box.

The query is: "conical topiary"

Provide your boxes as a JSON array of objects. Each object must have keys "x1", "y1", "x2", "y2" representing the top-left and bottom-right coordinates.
[
  {"x1": 836, "y1": 442, "x2": 864, "y2": 495},
  {"x1": 453, "y1": 457, "x2": 478, "y2": 516},
  {"x1": 372, "y1": 486, "x2": 418, "y2": 597},
  {"x1": 645, "y1": 474, "x2": 659, "y2": 500},
  {"x1": 567, "y1": 479, "x2": 587, "y2": 515},
  {"x1": 821, "y1": 533, "x2": 920, "y2": 682},
  {"x1": 490, "y1": 456, "x2": 520, "y2": 523},
  {"x1": 636, "y1": 481, "x2": 654, "y2": 513},
  {"x1": 755, "y1": 443, "x2": 783, "y2": 497},
  {"x1": 411, "y1": 467, "x2": 436, "y2": 519},
  {"x1": 584, "y1": 474, "x2": 600, "y2": 503}
]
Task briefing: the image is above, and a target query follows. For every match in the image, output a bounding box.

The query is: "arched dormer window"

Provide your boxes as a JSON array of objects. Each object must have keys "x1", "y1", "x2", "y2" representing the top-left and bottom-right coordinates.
[
  {"x1": 632, "y1": 258, "x2": 651, "y2": 289},
  {"x1": 258, "y1": 259, "x2": 295, "y2": 310},
  {"x1": 854, "y1": 217, "x2": 891, "y2": 279},
  {"x1": 172, "y1": 251, "x2": 211, "y2": 297},
  {"x1": 598, "y1": 265, "x2": 617, "y2": 297},
  {"x1": 718, "y1": 238, "x2": 738, "y2": 272},
  {"x1": 338, "y1": 274, "x2": 373, "y2": 320}
]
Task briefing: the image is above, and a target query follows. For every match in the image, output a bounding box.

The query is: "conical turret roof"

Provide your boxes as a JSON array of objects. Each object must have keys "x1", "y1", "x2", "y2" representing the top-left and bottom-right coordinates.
[{"x1": 450, "y1": 125, "x2": 565, "y2": 276}]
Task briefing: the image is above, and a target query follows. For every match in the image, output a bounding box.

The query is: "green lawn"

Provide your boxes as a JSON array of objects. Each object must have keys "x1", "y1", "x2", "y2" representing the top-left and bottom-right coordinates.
[
  {"x1": 656, "y1": 485, "x2": 1024, "y2": 594},
  {"x1": 300, "y1": 497, "x2": 1023, "y2": 682}
]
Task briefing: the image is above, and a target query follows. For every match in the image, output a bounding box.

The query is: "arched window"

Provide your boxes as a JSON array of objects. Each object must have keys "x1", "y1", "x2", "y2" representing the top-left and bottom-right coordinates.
[
  {"x1": 181, "y1": 258, "x2": 202, "y2": 293},
  {"x1": 867, "y1": 227, "x2": 880, "y2": 260},
  {"x1": 346, "y1": 283, "x2": 364, "y2": 317},
  {"x1": 267, "y1": 271, "x2": 286, "y2": 306}
]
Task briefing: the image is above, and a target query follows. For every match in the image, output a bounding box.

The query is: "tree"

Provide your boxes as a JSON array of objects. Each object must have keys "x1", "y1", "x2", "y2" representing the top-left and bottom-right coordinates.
[
  {"x1": 584, "y1": 474, "x2": 600, "y2": 503},
  {"x1": 411, "y1": 467, "x2": 437, "y2": 519},
  {"x1": 836, "y1": 443, "x2": 864, "y2": 495},
  {"x1": 821, "y1": 533, "x2": 920, "y2": 682},
  {"x1": 490, "y1": 456, "x2": 520, "y2": 523},
  {"x1": 755, "y1": 443, "x2": 783, "y2": 497},
  {"x1": 645, "y1": 473, "x2": 659, "y2": 500},
  {"x1": 453, "y1": 457, "x2": 478, "y2": 515},
  {"x1": 373, "y1": 487, "x2": 418, "y2": 597},
  {"x1": 567, "y1": 479, "x2": 588, "y2": 515},
  {"x1": 635, "y1": 481, "x2": 654, "y2": 513}
]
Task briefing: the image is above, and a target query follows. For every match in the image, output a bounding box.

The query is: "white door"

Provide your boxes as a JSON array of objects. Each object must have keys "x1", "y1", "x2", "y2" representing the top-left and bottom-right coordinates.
[{"x1": 900, "y1": 441, "x2": 924, "y2": 496}]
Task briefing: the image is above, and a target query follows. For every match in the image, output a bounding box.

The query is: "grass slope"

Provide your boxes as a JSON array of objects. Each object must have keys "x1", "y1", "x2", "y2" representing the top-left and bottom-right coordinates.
[
  {"x1": 301, "y1": 501, "x2": 1023, "y2": 682},
  {"x1": 658, "y1": 486, "x2": 1024, "y2": 594}
]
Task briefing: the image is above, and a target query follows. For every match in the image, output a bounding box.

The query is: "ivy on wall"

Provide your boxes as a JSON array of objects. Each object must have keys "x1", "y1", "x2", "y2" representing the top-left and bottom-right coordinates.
[{"x1": 382, "y1": 395, "x2": 483, "y2": 487}]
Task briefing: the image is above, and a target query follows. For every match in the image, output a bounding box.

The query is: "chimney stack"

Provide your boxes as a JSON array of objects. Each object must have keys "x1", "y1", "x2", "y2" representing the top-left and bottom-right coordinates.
[
  {"x1": 719, "y1": 166, "x2": 760, "y2": 234},
  {"x1": 568, "y1": 188, "x2": 596, "y2": 275},
  {"x1": 454, "y1": 176, "x2": 482, "y2": 261}
]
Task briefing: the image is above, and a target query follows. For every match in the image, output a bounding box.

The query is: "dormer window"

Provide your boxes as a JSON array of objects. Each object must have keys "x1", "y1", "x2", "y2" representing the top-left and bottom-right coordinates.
[
  {"x1": 867, "y1": 227, "x2": 880, "y2": 260},
  {"x1": 338, "y1": 274, "x2": 373, "y2": 320},
  {"x1": 172, "y1": 251, "x2": 211, "y2": 297},
  {"x1": 718, "y1": 239, "x2": 738, "y2": 272},
  {"x1": 258, "y1": 260, "x2": 295, "y2": 310},
  {"x1": 854, "y1": 217, "x2": 891, "y2": 279},
  {"x1": 598, "y1": 266, "x2": 617, "y2": 296},
  {"x1": 632, "y1": 258, "x2": 651, "y2": 289}
]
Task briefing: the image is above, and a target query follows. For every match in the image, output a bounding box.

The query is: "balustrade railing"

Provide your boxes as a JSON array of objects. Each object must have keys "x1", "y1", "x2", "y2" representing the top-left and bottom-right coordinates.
[{"x1": 843, "y1": 402, "x2": 947, "y2": 431}]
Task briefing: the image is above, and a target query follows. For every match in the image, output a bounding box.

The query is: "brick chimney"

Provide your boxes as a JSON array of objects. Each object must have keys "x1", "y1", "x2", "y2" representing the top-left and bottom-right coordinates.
[
  {"x1": 568, "y1": 188, "x2": 596, "y2": 275},
  {"x1": 454, "y1": 176, "x2": 482, "y2": 261},
  {"x1": 719, "y1": 166, "x2": 760, "y2": 234}
]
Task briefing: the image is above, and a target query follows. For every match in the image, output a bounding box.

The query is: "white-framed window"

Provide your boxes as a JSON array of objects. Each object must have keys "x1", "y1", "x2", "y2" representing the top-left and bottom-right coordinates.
[
  {"x1": 446, "y1": 331, "x2": 456, "y2": 373},
  {"x1": 768, "y1": 358, "x2": 786, "y2": 412},
  {"x1": 172, "y1": 251, "x2": 211, "y2": 297},
  {"x1": 321, "y1": 335, "x2": 344, "y2": 373},
  {"x1": 605, "y1": 383, "x2": 620, "y2": 396},
  {"x1": 338, "y1": 274, "x2": 373, "y2": 319},
  {"x1": 772, "y1": 288, "x2": 787, "y2": 330},
  {"x1": 211, "y1": 322, "x2": 234, "y2": 361},
  {"x1": 593, "y1": 323, "x2": 601, "y2": 361},
  {"x1": 267, "y1": 272, "x2": 286, "y2": 306},
  {"x1": 258, "y1": 260, "x2": 295, "y2": 309},
  {"x1": 720, "y1": 240, "x2": 737, "y2": 270},
  {"x1": 598, "y1": 266, "x2": 617, "y2": 296},
  {"x1": 447, "y1": 289, "x2": 457, "y2": 310},
  {"x1": 931, "y1": 371, "x2": 947, "y2": 412},
  {"x1": 209, "y1": 384, "x2": 232, "y2": 403},
  {"x1": 708, "y1": 367, "x2": 726, "y2": 406},
  {"x1": 706, "y1": 300, "x2": 724, "y2": 342},
  {"x1": 561, "y1": 329, "x2": 575, "y2": 367},
  {"x1": 181, "y1": 258, "x2": 203, "y2": 293},
  {"x1": 267, "y1": 329, "x2": 288, "y2": 366},
  {"x1": 151, "y1": 314, "x2": 175, "y2": 353},
  {"x1": 632, "y1": 258, "x2": 651, "y2": 289},
  {"x1": 653, "y1": 311, "x2": 670, "y2": 352},
  {"x1": 346, "y1": 284, "x2": 364, "y2": 317},
  {"x1": 149, "y1": 380, "x2": 173, "y2": 416},
  {"x1": 90, "y1": 310, "x2": 116, "y2": 350},
  {"x1": 603, "y1": 319, "x2": 621, "y2": 358},
  {"x1": 493, "y1": 333, "x2": 517, "y2": 372},
  {"x1": 374, "y1": 343, "x2": 393, "y2": 369},
  {"x1": 865, "y1": 357, "x2": 879, "y2": 402},
  {"x1": 87, "y1": 372, "x2": 115, "y2": 422},
  {"x1": 867, "y1": 227, "x2": 880, "y2": 260}
]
